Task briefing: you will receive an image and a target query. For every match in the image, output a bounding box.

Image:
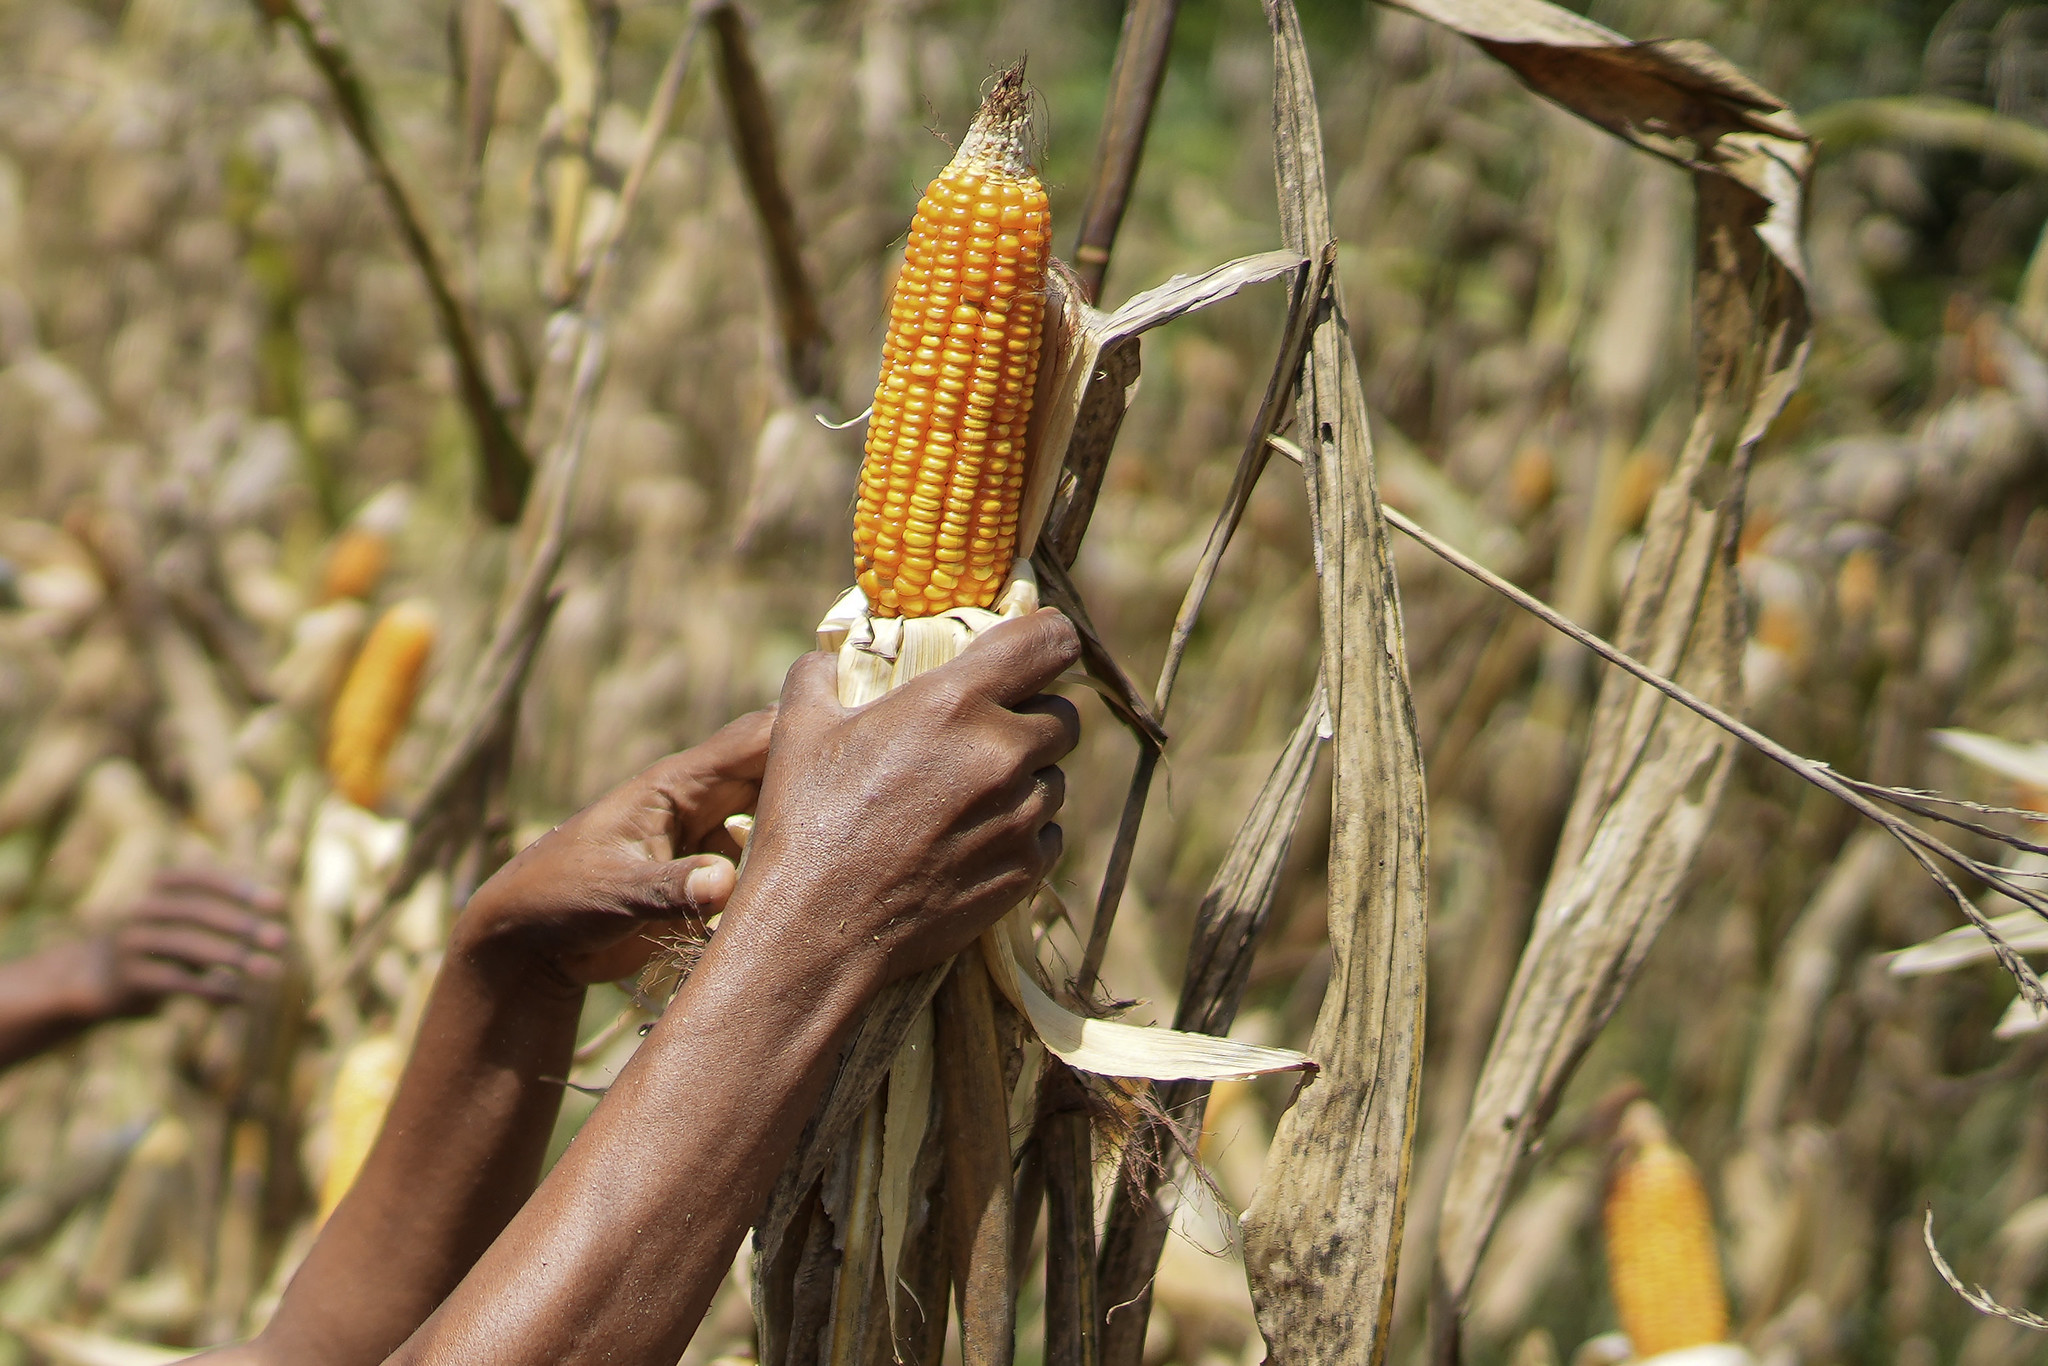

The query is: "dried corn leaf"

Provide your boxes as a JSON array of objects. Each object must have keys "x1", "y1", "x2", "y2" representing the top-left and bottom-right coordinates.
[
  {"x1": 1932, "y1": 727, "x2": 2048, "y2": 788},
  {"x1": 934, "y1": 953, "x2": 1016, "y2": 1366},
  {"x1": 1422, "y1": 0, "x2": 1813, "y2": 1346},
  {"x1": 1237, "y1": 5, "x2": 1431, "y2": 1363},
  {"x1": 1890, "y1": 905, "x2": 2048, "y2": 976},
  {"x1": 879, "y1": 1006, "x2": 934, "y2": 1333},
  {"x1": 979, "y1": 912, "x2": 1311, "y2": 1083},
  {"x1": 1031, "y1": 251, "x2": 1303, "y2": 560}
]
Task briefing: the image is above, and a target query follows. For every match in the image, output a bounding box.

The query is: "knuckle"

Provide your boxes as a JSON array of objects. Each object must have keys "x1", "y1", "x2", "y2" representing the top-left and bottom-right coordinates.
[{"x1": 1037, "y1": 610, "x2": 1081, "y2": 662}]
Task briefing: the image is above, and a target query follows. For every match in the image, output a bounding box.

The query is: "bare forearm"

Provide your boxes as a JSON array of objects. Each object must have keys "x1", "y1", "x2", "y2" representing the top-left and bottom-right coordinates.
[
  {"x1": 0, "y1": 942, "x2": 108, "y2": 1071},
  {"x1": 390, "y1": 906, "x2": 873, "y2": 1366},
  {"x1": 244, "y1": 944, "x2": 583, "y2": 1364}
]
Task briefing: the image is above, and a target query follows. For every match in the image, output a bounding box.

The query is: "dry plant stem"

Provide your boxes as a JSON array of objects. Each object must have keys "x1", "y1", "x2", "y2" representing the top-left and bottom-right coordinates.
[
  {"x1": 509, "y1": 10, "x2": 704, "y2": 567},
  {"x1": 823, "y1": 1097, "x2": 889, "y2": 1366},
  {"x1": 1097, "y1": 682, "x2": 1326, "y2": 1366},
  {"x1": 1237, "y1": 6, "x2": 1430, "y2": 1364},
  {"x1": 1076, "y1": 747, "x2": 1159, "y2": 997},
  {"x1": 753, "y1": 965, "x2": 950, "y2": 1364},
  {"x1": 1152, "y1": 249, "x2": 1328, "y2": 711},
  {"x1": 1806, "y1": 96, "x2": 2048, "y2": 175},
  {"x1": 585, "y1": 13, "x2": 706, "y2": 311},
  {"x1": 935, "y1": 954, "x2": 1017, "y2": 1366},
  {"x1": 1738, "y1": 828, "x2": 1892, "y2": 1136},
  {"x1": 1926, "y1": 1210, "x2": 2048, "y2": 1331},
  {"x1": 896, "y1": 1103, "x2": 953, "y2": 1366},
  {"x1": 260, "y1": 0, "x2": 531, "y2": 522},
  {"x1": 1071, "y1": 0, "x2": 1182, "y2": 304},
  {"x1": 1379, "y1": 502, "x2": 2048, "y2": 1003},
  {"x1": 1042, "y1": 1061, "x2": 1100, "y2": 1366},
  {"x1": 708, "y1": 2, "x2": 829, "y2": 398},
  {"x1": 1032, "y1": 552, "x2": 1167, "y2": 747}
]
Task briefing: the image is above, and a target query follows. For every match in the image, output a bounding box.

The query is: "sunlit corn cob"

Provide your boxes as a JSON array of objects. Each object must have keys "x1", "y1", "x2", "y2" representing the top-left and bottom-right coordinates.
[
  {"x1": 325, "y1": 600, "x2": 435, "y2": 809},
  {"x1": 1604, "y1": 1100, "x2": 1730, "y2": 1358},
  {"x1": 318, "y1": 1032, "x2": 407, "y2": 1220},
  {"x1": 320, "y1": 486, "x2": 410, "y2": 603},
  {"x1": 853, "y1": 63, "x2": 1049, "y2": 619}
]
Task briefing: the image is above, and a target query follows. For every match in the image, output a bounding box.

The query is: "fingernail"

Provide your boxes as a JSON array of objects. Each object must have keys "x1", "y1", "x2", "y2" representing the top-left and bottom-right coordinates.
[
  {"x1": 684, "y1": 862, "x2": 730, "y2": 906},
  {"x1": 258, "y1": 924, "x2": 289, "y2": 950}
]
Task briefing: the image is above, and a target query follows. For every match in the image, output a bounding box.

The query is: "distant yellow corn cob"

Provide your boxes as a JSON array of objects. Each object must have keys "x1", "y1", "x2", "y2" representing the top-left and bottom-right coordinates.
[
  {"x1": 1604, "y1": 1100, "x2": 1730, "y2": 1358},
  {"x1": 320, "y1": 528, "x2": 391, "y2": 603},
  {"x1": 320, "y1": 487, "x2": 410, "y2": 602},
  {"x1": 318, "y1": 1032, "x2": 407, "y2": 1221},
  {"x1": 854, "y1": 64, "x2": 1048, "y2": 619},
  {"x1": 325, "y1": 600, "x2": 435, "y2": 809}
]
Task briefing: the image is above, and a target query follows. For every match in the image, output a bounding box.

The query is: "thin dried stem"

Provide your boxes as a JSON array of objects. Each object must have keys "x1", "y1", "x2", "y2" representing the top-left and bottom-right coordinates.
[
  {"x1": 1071, "y1": 0, "x2": 1182, "y2": 304},
  {"x1": 259, "y1": 0, "x2": 532, "y2": 522},
  {"x1": 1153, "y1": 249, "x2": 1327, "y2": 710},
  {"x1": 707, "y1": 2, "x2": 829, "y2": 397}
]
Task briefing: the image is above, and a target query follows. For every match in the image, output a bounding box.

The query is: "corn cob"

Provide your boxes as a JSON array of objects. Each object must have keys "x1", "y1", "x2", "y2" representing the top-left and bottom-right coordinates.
[
  {"x1": 320, "y1": 486, "x2": 410, "y2": 603},
  {"x1": 320, "y1": 529, "x2": 390, "y2": 603},
  {"x1": 325, "y1": 600, "x2": 435, "y2": 809},
  {"x1": 853, "y1": 63, "x2": 1049, "y2": 619},
  {"x1": 1604, "y1": 1101, "x2": 1730, "y2": 1358},
  {"x1": 318, "y1": 1032, "x2": 407, "y2": 1221}
]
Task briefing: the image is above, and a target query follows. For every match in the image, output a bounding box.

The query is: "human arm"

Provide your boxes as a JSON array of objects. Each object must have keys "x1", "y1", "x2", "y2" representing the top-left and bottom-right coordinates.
[
  {"x1": 384, "y1": 608, "x2": 1080, "y2": 1365},
  {"x1": 202, "y1": 711, "x2": 774, "y2": 1366},
  {"x1": 0, "y1": 870, "x2": 286, "y2": 1072}
]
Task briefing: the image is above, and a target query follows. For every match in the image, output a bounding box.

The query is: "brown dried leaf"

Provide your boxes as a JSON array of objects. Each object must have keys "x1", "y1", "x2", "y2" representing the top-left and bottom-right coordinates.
[{"x1": 1237, "y1": 5, "x2": 1431, "y2": 1364}]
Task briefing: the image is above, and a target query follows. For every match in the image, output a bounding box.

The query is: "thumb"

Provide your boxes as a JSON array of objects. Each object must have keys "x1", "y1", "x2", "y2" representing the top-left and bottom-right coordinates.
[
  {"x1": 630, "y1": 853, "x2": 740, "y2": 920},
  {"x1": 777, "y1": 650, "x2": 844, "y2": 728}
]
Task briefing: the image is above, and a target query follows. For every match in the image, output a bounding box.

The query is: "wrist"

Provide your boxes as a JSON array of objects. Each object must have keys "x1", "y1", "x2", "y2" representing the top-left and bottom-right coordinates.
[
  {"x1": 444, "y1": 917, "x2": 587, "y2": 1008},
  {"x1": 711, "y1": 871, "x2": 890, "y2": 1019},
  {"x1": 39, "y1": 938, "x2": 121, "y2": 1022}
]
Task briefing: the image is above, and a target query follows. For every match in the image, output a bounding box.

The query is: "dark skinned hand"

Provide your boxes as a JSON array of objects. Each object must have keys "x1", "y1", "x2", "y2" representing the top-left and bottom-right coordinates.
[
  {"x1": 725, "y1": 606, "x2": 1082, "y2": 998},
  {"x1": 88, "y1": 868, "x2": 289, "y2": 1014},
  {"x1": 453, "y1": 708, "x2": 775, "y2": 992},
  {"x1": 0, "y1": 869, "x2": 287, "y2": 1073}
]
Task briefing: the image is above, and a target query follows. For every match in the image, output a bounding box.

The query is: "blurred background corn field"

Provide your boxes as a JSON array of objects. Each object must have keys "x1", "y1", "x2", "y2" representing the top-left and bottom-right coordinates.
[{"x1": 1, "y1": 0, "x2": 2047, "y2": 1363}]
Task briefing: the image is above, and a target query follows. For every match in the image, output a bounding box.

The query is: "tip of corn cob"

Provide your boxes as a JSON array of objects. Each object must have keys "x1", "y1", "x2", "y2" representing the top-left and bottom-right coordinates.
[
  {"x1": 320, "y1": 486, "x2": 411, "y2": 603},
  {"x1": 954, "y1": 59, "x2": 1032, "y2": 176},
  {"x1": 1603, "y1": 1100, "x2": 1732, "y2": 1360}
]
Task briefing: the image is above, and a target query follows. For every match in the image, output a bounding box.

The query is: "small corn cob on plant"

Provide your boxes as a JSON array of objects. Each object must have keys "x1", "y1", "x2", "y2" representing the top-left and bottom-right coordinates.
[
  {"x1": 320, "y1": 486, "x2": 410, "y2": 603},
  {"x1": 325, "y1": 599, "x2": 436, "y2": 809},
  {"x1": 320, "y1": 528, "x2": 390, "y2": 604},
  {"x1": 852, "y1": 66, "x2": 1049, "y2": 620},
  {"x1": 1604, "y1": 1100, "x2": 1732, "y2": 1360},
  {"x1": 318, "y1": 1032, "x2": 407, "y2": 1220}
]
